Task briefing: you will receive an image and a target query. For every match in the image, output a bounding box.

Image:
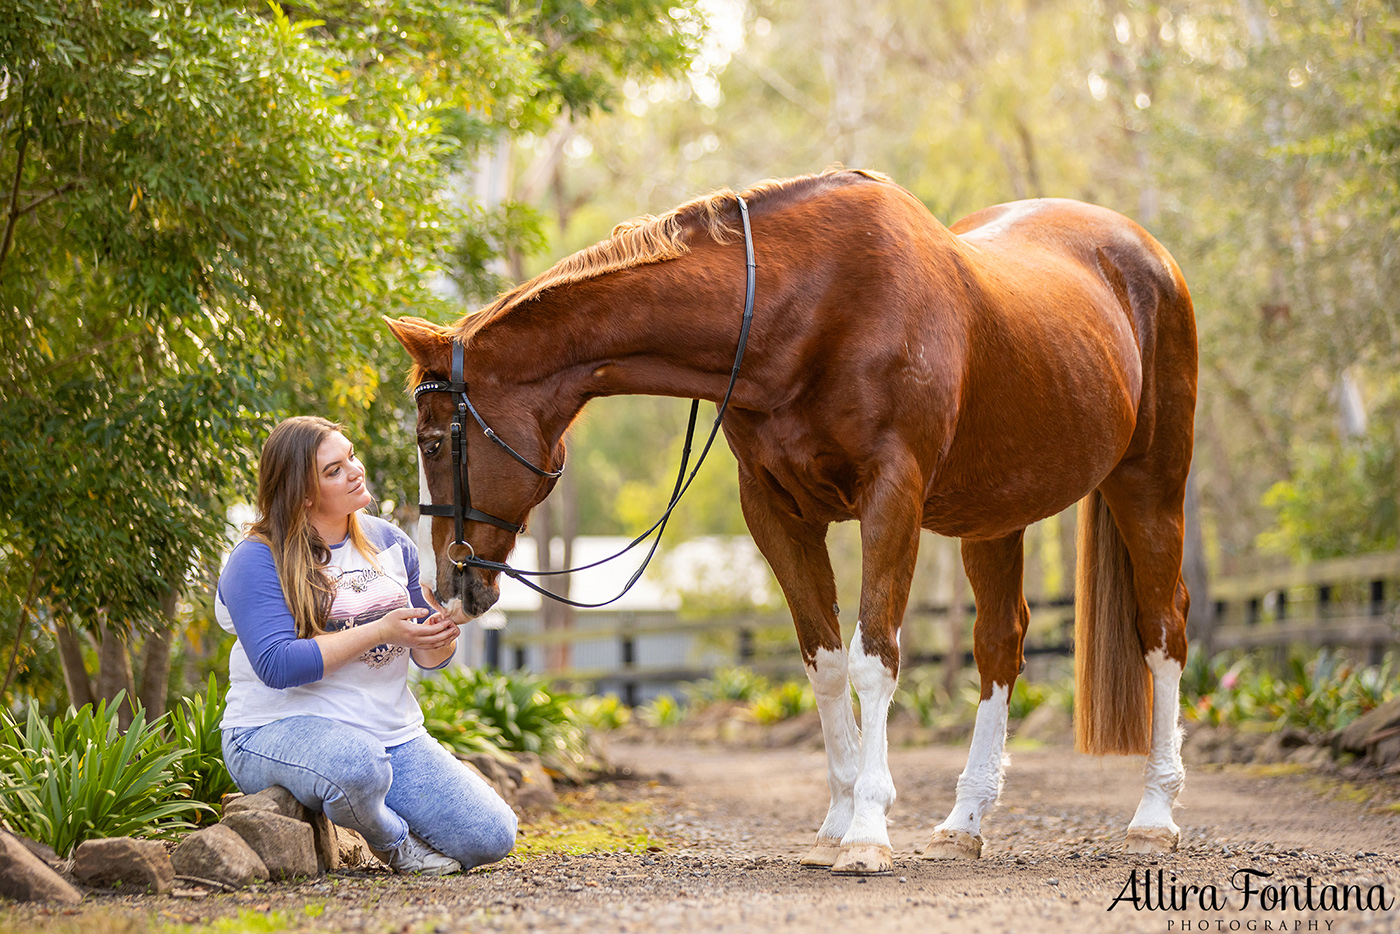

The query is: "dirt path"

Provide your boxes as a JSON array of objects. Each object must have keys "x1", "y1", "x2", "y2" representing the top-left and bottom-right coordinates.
[{"x1": 10, "y1": 740, "x2": 1400, "y2": 933}]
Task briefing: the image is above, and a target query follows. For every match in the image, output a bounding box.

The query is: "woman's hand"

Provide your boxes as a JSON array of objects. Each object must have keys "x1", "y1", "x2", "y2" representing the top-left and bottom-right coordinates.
[{"x1": 376, "y1": 607, "x2": 459, "y2": 650}]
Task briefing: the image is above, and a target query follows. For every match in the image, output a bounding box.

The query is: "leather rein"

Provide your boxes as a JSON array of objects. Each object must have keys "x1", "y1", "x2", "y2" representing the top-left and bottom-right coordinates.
[{"x1": 411, "y1": 195, "x2": 757, "y2": 608}]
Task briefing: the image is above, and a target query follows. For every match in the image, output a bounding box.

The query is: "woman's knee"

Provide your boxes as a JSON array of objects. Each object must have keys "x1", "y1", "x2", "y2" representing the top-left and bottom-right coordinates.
[{"x1": 466, "y1": 803, "x2": 518, "y2": 868}]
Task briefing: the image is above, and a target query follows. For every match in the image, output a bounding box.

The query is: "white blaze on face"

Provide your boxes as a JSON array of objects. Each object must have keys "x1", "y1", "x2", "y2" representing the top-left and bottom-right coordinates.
[{"x1": 417, "y1": 448, "x2": 436, "y2": 593}]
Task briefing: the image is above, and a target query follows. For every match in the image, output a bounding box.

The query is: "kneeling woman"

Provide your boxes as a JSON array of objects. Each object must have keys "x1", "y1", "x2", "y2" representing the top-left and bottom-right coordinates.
[{"x1": 218, "y1": 416, "x2": 516, "y2": 875}]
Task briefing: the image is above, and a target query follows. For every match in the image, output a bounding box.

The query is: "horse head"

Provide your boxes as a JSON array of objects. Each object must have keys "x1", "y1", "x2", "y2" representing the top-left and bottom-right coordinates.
[{"x1": 385, "y1": 315, "x2": 565, "y2": 622}]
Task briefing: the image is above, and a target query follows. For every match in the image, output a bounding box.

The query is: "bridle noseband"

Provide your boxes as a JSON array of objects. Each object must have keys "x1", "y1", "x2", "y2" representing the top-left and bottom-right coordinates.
[
  {"x1": 413, "y1": 340, "x2": 562, "y2": 565},
  {"x1": 413, "y1": 195, "x2": 756, "y2": 607}
]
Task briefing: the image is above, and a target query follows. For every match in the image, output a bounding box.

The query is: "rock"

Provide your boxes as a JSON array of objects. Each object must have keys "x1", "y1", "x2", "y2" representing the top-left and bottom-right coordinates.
[
  {"x1": 1370, "y1": 732, "x2": 1400, "y2": 770},
  {"x1": 307, "y1": 809, "x2": 339, "y2": 874},
  {"x1": 1334, "y1": 696, "x2": 1400, "y2": 753},
  {"x1": 334, "y1": 826, "x2": 377, "y2": 869},
  {"x1": 221, "y1": 792, "x2": 245, "y2": 809},
  {"x1": 1016, "y1": 702, "x2": 1073, "y2": 745},
  {"x1": 514, "y1": 752, "x2": 558, "y2": 811},
  {"x1": 13, "y1": 835, "x2": 60, "y2": 869},
  {"x1": 463, "y1": 753, "x2": 518, "y2": 806},
  {"x1": 72, "y1": 837, "x2": 175, "y2": 894},
  {"x1": 220, "y1": 810, "x2": 318, "y2": 881},
  {"x1": 0, "y1": 831, "x2": 82, "y2": 904},
  {"x1": 171, "y1": 824, "x2": 268, "y2": 890},
  {"x1": 221, "y1": 784, "x2": 336, "y2": 872},
  {"x1": 223, "y1": 785, "x2": 306, "y2": 821},
  {"x1": 1286, "y1": 744, "x2": 1333, "y2": 768}
]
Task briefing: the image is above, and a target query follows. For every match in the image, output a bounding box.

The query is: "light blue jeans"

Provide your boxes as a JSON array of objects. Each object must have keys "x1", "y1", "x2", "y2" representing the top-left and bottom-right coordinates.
[{"x1": 222, "y1": 716, "x2": 517, "y2": 870}]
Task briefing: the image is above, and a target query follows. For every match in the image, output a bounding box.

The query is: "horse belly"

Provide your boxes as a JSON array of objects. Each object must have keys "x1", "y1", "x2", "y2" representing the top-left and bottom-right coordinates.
[{"x1": 921, "y1": 332, "x2": 1140, "y2": 539}]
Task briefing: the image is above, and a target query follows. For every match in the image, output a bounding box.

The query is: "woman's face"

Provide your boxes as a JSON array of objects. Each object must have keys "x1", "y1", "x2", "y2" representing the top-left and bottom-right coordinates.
[{"x1": 309, "y1": 431, "x2": 373, "y2": 531}]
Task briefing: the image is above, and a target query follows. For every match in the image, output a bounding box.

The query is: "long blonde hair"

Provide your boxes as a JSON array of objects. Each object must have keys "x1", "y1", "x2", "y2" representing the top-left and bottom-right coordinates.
[{"x1": 246, "y1": 416, "x2": 379, "y2": 638}]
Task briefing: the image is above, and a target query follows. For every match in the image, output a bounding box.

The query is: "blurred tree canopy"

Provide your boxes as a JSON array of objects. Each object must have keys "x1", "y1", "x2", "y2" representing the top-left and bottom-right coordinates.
[{"x1": 0, "y1": 0, "x2": 700, "y2": 711}]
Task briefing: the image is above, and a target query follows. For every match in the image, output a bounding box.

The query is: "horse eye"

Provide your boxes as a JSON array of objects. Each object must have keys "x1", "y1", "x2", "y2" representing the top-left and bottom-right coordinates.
[{"x1": 423, "y1": 439, "x2": 442, "y2": 458}]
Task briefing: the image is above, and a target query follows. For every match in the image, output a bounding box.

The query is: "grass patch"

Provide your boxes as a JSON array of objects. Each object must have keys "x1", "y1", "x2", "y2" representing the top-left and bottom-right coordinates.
[
  {"x1": 1244, "y1": 763, "x2": 1310, "y2": 778},
  {"x1": 513, "y1": 787, "x2": 670, "y2": 858}
]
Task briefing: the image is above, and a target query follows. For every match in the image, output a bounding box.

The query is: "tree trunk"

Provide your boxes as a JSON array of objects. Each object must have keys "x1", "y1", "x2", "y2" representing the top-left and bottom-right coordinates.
[
  {"x1": 96, "y1": 621, "x2": 136, "y2": 728},
  {"x1": 54, "y1": 620, "x2": 95, "y2": 710},
  {"x1": 137, "y1": 590, "x2": 177, "y2": 719}
]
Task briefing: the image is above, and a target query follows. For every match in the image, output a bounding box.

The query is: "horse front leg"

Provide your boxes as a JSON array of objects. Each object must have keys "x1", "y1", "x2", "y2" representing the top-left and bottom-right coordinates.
[
  {"x1": 830, "y1": 459, "x2": 923, "y2": 876},
  {"x1": 923, "y1": 532, "x2": 1029, "y2": 860},
  {"x1": 735, "y1": 472, "x2": 854, "y2": 867}
]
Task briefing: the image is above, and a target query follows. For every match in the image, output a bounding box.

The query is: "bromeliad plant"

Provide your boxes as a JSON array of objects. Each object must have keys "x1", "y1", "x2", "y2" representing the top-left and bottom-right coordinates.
[
  {"x1": 0, "y1": 693, "x2": 213, "y2": 856},
  {"x1": 416, "y1": 668, "x2": 590, "y2": 776},
  {"x1": 166, "y1": 672, "x2": 239, "y2": 814}
]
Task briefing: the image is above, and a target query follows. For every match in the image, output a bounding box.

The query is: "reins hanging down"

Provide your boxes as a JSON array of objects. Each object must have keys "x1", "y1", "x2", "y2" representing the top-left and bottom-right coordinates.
[{"x1": 413, "y1": 195, "x2": 758, "y2": 609}]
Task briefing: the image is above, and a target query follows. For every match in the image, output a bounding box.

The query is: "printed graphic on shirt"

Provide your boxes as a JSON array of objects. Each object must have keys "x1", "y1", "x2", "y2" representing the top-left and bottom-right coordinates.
[{"x1": 324, "y1": 567, "x2": 409, "y2": 669}]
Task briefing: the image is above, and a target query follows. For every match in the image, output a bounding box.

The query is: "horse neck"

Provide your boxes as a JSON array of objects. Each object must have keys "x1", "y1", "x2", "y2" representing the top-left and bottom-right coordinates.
[{"x1": 472, "y1": 251, "x2": 753, "y2": 428}]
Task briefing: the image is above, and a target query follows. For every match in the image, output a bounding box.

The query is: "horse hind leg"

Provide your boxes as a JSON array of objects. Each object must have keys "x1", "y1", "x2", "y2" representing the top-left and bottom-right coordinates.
[
  {"x1": 923, "y1": 532, "x2": 1028, "y2": 860},
  {"x1": 1093, "y1": 477, "x2": 1191, "y2": 855}
]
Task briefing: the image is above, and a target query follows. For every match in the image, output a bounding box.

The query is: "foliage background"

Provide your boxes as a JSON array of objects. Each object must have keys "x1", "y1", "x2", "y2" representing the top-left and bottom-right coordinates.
[{"x1": 2, "y1": 0, "x2": 1398, "y2": 712}]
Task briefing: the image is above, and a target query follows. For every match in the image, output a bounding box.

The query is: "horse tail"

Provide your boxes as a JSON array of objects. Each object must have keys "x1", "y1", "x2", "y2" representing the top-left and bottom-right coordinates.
[{"x1": 1073, "y1": 489, "x2": 1152, "y2": 755}]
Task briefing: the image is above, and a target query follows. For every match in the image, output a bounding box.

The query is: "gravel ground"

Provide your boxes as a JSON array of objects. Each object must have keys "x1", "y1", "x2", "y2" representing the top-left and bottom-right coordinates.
[{"x1": 8, "y1": 738, "x2": 1400, "y2": 934}]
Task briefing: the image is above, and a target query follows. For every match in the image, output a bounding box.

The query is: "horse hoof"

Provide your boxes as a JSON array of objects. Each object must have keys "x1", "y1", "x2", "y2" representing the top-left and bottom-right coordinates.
[
  {"x1": 799, "y1": 837, "x2": 843, "y2": 868},
  {"x1": 1124, "y1": 827, "x2": 1180, "y2": 854},
  {"x1": 831, "y1": 843, "x2": 893, "y2": 875},
  {"x1": 920, "y1": 829, "x2": 983, "y2": 860}
]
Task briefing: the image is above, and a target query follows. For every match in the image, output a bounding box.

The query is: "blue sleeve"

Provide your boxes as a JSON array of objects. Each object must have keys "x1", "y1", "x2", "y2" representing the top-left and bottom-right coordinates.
[{"x1": 219, "y1": 541, "x2": 325, "y2": 689}]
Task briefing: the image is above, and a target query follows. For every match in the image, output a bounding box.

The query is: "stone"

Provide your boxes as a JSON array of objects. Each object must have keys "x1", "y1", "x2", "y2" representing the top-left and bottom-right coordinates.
[
  {"x1": 221, "y1": 810, "x2": 318, "y2": 881},
  {"x1": 462, "y1": 753, "x2": 517, "y2": 806},
  {"x1": 307, "y1": 809, "x2": 339, "y2": 874},
  {"x1": 0, "y1": 830, "x2": 82, "y2": 904},
  {"x1": 223, "y1": 785, "x2": 305, "y2": 821},
  {"x1": 222, "y1": 784, "x2": 336, "y2": 872},
  {"x1": 334, "y1": 826, "x2": 377, "y2": 869},
  {"x1": 171, "y1": 824, "x2": 268, "y2": 890},
  {"x1": 72, "y1": 837, "x2": 175, "y2": 894},
  {"x1": 14, "y1": 835, "x2": 60, "y2": 869},
  {"x1": 1334, "y1": 696, "x2": 1400, "y2": 753},
  {"x1": 514, "y1": 752, "x2": 558, "y2": 811}
]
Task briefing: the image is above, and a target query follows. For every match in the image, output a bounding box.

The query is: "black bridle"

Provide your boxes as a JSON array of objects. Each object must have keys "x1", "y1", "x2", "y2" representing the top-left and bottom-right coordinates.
[{"x1": 413, "y1": 195, "x2": 756, "y2": 608}]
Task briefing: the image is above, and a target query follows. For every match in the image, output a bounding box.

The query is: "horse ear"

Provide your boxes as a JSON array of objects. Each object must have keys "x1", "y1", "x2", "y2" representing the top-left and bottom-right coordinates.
[{"x1": 384, "y1": 316, "x2": 452, "y2": 371}]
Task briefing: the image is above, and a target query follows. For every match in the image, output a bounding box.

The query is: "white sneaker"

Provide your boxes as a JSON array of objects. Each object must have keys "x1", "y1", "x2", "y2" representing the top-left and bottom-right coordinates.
[{"x1": 372, "y1": 832, "x2": 462, "y2": 875}]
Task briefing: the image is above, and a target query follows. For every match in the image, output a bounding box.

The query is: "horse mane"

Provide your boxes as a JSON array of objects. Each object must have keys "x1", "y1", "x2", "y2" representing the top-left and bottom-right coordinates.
[{"x1": 441, "y1": 167, "x2": 891, "y2": 351}]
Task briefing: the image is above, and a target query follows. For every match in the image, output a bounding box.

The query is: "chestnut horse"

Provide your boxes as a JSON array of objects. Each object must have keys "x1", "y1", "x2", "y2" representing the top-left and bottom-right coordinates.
[{"x1": 387, "y1": 168, "x2": 1197, "y2": 875}]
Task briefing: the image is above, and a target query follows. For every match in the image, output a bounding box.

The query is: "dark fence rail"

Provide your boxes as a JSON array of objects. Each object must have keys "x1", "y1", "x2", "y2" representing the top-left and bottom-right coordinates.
[{"x1": 497, "y1": 552, "x2": 1400, "y2": 699}]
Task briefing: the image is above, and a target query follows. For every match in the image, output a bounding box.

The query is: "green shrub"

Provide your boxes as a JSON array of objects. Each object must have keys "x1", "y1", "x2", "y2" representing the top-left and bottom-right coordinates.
[
  {"x1": 686, "y1": 666, "x2": 769, "y2": 706},
  {"x1": 416, "y1": 669, "x2": 588, "y2": 773},
  {"x1": 0, "y1": 693, "x2": 213, "y2": 856},
  {"x1": 746, "y1": 681, "x2": 815, "y2": 724},
  {"x1": 1185, "y1": 649, "x2": 1397, "y2": 732},
  {"x1": 166, "y1": 672, "x2": 238, "y2": 815},
  {"x1": 638, "y1": 693, "x2": 685, "y2": 728},
  {"x1": 572, "y1": 694, "x2": 631, "y2": 731}
]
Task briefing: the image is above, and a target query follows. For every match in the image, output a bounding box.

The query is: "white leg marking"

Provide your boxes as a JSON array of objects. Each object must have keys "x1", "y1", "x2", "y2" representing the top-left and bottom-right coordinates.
[
  {"x1": 805, "y1": 646, "x2": 860, "y2": 844},
  {"x1": 934, "y1": 682, "x2": 1010, "y2": 839},
  {"x1": 1128, "y1": 649, "x2": 1185, "y2": 837},
  {"x1": 842, "y1": 621, "x2": 898, "y2": 848}
]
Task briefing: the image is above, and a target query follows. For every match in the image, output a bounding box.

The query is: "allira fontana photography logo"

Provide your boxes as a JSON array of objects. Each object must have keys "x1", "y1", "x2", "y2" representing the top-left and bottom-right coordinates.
[{"x1": 1106, "y1": 867, "x2": 1394, "y2": 930}]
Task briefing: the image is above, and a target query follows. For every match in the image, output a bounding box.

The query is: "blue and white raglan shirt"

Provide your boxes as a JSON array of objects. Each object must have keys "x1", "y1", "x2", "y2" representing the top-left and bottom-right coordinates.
[{"x1": 216, "y1": 515, "x2": 438, "y2": 746}]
